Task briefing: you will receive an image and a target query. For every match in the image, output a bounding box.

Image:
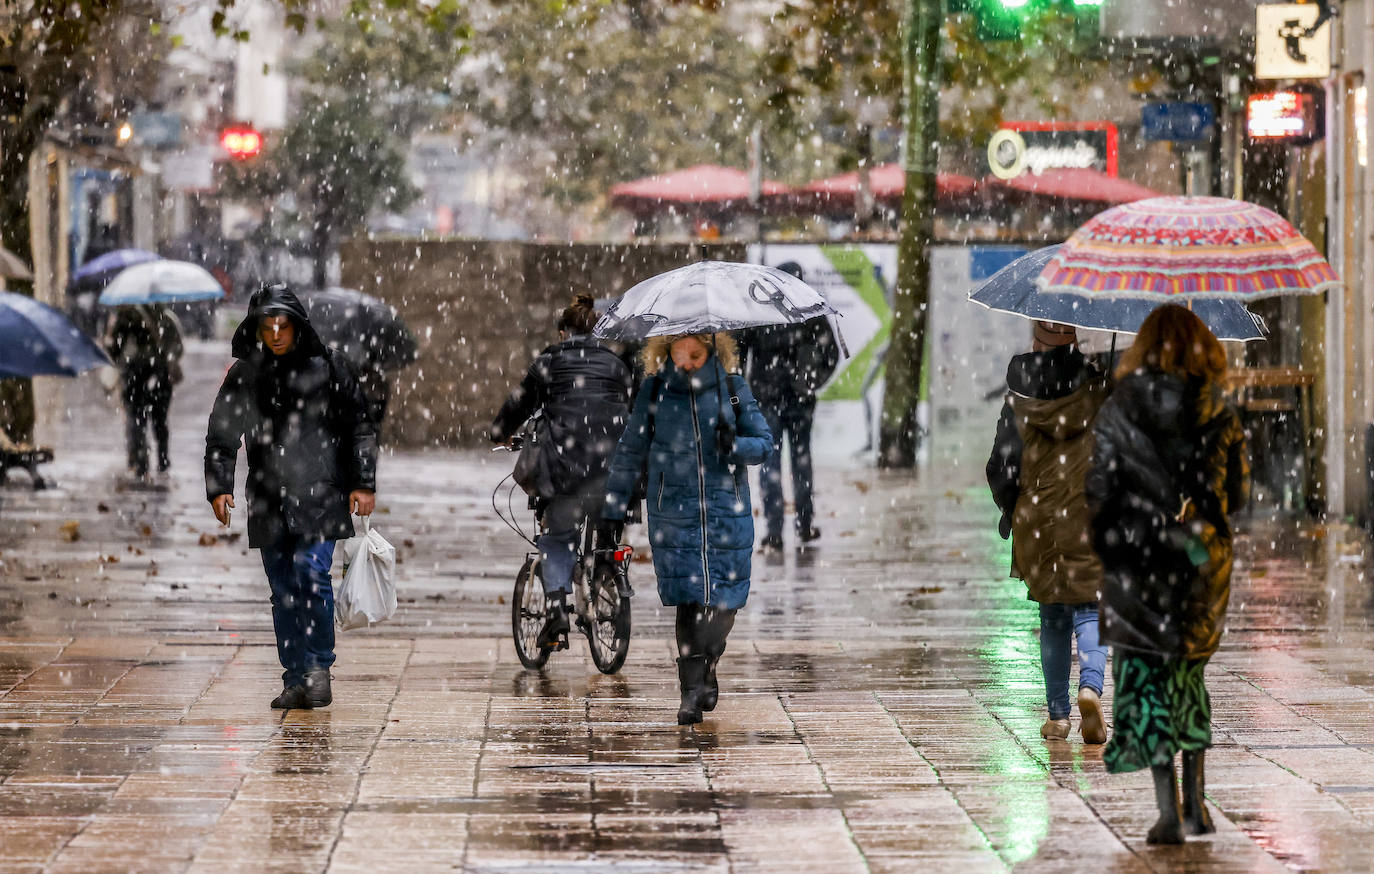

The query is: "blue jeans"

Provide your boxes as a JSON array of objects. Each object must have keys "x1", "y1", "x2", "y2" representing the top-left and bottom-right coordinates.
[
  {"x1": 536, "y1": 481, "x2": 605, "y2": 596},
  {"x1": 260, "y1": 538, "x2": 337, "y2": 686},
  {"x1": 1039, "y1": 602, "x2": 1106, "y2": 720},
  {"x1": 759, "y1": 400, "x2": 816, "y2": 540}
]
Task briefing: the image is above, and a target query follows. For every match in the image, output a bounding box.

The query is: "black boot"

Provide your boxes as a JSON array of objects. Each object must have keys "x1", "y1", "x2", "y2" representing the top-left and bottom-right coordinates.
[
  {"x1": 270, "y1": 684, "x2": 310, "y2": 710},
  {"x1": 1182, "y1": 751, "x2": 1215, "y2": 835},
  {"x1": 677, "y1": 655, "x2": 710, "y2": 725},
  {"x1": 696, "y1": 608, "x2": 736, "y2": 713},
  {"x1": 304, "y1": 668, "x2": 332, "y2": 708},
  {"x1": 1147, "y1": 761, "x2": 1185, "y2": 844},
  {"x1": 538, "y1": 597, "x2": 570, "y2": 651}
]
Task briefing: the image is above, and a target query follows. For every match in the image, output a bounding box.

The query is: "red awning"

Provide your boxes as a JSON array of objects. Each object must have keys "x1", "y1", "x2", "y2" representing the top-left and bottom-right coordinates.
[
  {"x1": 608, "y1": 165, "x2": 790, "y2": 216},
  {"x1": 785, "y1": 163, "x2": 979, "y2": 215},
  {"x1": 984, "y1": 168, "x2": 1161, "y2": 205}
]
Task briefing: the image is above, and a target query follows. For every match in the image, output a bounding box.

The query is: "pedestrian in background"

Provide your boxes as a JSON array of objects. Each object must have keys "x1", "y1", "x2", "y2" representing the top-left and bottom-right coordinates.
[
  {"x1": 987, "y1": 320, "x2": 1110, "y2": 745},
  {"x1": 205, "y1": 283, "x2": 378, "y2": 710},
  {"x1": 1086, "y1": 304, "x2": 1248, "y2": 845},
  {"x1": 740, "y1": 261, "x2": 839, "y2": 552},
  {"x1": 106, "y1": 303, "x2": 184, "y2": 481},
  {"x1": 491, "y1": 293, "x2": 633, "y2": 650},
  {"x1": 600, "y1": 332, "x2": 772, "y2": 725}
]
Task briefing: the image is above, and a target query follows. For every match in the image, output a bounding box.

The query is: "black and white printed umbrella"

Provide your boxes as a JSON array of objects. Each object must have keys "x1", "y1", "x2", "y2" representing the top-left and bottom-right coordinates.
[{"x1": 593, "y1": 261, "x2": 838, "y2": 342}]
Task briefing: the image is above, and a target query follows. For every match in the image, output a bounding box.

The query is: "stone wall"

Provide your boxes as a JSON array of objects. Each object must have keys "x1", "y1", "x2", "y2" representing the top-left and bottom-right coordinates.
[{"x1": 339, "y1": 240, "x2": 746, "y2": 448}]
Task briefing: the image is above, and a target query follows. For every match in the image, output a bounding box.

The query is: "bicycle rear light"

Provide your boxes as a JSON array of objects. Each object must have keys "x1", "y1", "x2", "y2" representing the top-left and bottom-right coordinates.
[{"x1": 613, "y1": 546, "x2": 634, "y2": 562}]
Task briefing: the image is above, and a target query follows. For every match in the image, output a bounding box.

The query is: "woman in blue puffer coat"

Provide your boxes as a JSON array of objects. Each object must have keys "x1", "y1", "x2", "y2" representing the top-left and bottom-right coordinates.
[{"x1": 600, "y1": 332, "x2": 772, "y2": 725}]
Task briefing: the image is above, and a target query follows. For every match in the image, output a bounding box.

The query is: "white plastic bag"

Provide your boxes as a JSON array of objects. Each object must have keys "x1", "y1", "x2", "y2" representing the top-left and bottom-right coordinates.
[{"x1": 335, "y1": 517, "x2": 397, "y2": 631}]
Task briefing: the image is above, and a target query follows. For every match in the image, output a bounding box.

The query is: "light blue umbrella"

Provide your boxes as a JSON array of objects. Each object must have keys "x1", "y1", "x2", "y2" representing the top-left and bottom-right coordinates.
[
  {"x1": 97, "y1": 260, "x2": 225, "y2": 306},
  {"x1": 969, "y1": 245, "x2": 1266, "y2": 341},
  {"x1": 0, "y1": 291, "x2": 110, "y2": 377}
]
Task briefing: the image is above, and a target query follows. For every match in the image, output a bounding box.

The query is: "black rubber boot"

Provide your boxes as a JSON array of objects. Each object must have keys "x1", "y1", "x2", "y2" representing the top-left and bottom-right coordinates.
[
  {"x1": 304, "y1": 668, "x2": 332, "y2": 708},
  {"x1": 270, "y1": 685, "x2": 310, "y2": 710},
  {"x1": 677, "y1": 655, "x2": 710, "y2": 725},
  {"x1": 1182, "y1": 751, "x2": 1215, "y2": 835},
  {"x1": 696, "y1": 608, "x2": 736, "y2": 713},
  {"x1": 1147, "y1": 761, "x2": 1185, "y2": 845},
  {"x1": 538, "y1": 597, "x2": 570, "y2": 651}
]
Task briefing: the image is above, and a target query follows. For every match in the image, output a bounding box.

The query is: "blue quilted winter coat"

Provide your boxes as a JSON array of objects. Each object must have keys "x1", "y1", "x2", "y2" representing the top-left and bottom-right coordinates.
[{"x1": 603, "y1": 356, "x2": 773, "y2": 610}]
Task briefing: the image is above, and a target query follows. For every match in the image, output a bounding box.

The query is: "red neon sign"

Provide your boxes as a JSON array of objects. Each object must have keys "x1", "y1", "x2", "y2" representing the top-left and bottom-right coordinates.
[{"x1": 1247, "y1": 91, "x2": 1320, "y2": 141}]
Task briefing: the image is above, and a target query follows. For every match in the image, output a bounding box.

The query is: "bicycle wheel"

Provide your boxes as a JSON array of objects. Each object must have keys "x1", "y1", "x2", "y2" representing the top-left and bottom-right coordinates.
[
  {"x1": 585, "y1": 563, "x2": 631, "y2": 674},
  {"x1": 512, "y1": 557, "x2": 551, "y2": 669}
]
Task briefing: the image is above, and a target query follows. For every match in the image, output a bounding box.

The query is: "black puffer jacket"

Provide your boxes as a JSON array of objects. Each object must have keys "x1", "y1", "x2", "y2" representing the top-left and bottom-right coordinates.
[
  {"x1": 205, "y1": 284, "x2": 378, "y2": 548},
  {"x1": 490, "y1": 335, "x2": 633, "y2": 497},
  {"x1": 1085, "y1": 369, "x2": 1248, "y2": 659}
]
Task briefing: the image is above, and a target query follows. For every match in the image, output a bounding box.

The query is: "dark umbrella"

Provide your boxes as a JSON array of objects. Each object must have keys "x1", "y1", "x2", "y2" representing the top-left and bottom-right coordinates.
[
  {"x1": 0, "y1": 291, "x2": 110, "y2": 378},
  {"x1": 72, "y1": 248, "x2": 161, "y2": 288},
  {"x1": 969, "y1": 245, "x2": 1266, "y2": 341},
  {"x1": 298, "y1": 288, "x2": 418, "y2": 371}
]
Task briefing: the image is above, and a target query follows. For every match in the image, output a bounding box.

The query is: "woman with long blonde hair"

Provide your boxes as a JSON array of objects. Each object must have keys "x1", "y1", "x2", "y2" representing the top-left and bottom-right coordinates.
[
  {"x1": 599, "y1": 332, "x2": 772, "y2": 725},
  {"x1": 1086, "y1": 304, "x2": 1249, "y2": 844}
]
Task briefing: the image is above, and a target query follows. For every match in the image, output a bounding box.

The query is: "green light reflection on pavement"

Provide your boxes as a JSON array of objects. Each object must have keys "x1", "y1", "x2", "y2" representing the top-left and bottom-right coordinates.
[{"x1": 973, "y1": 496, "x2": 1051, "y2": 865}]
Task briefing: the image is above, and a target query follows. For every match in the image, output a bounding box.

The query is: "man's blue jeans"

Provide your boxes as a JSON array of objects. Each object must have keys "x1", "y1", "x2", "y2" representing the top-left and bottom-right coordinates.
[
  {"x1": 1039, "y1": 602, "x2": 1106, "y2": 720},
  {"x1": 260, "y1": 538, "x2": 337, "y2": 687}
]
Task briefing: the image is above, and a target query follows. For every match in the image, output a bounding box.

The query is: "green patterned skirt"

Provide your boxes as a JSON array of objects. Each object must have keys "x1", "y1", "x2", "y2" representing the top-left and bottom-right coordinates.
[{"x1": 1103, "y1": 653, "x2": 1211, "y2": 774}]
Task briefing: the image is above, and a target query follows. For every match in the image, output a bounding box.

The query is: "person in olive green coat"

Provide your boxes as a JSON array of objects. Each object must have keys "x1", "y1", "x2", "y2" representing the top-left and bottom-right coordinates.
[{"x1": 988, "y1": 321, "x2": 1110, "y2": 745}]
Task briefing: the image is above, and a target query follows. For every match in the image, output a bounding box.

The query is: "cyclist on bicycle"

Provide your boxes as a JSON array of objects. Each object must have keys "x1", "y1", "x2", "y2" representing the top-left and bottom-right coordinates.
[{"x1": 491, "y1": 293, "x2": 633, "y2": 649}]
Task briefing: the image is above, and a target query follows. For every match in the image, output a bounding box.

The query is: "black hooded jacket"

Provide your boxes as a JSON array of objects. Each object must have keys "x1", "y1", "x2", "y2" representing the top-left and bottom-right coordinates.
[
  {"x1": 205, "y1": 284, "x2": 378, "y2": 548},
  {"x1": 490, "y1": 335, "x2": 633, "y2": 497},
  {"x1": 739, "y1": 316, "x2": 840, "y2": 408}
]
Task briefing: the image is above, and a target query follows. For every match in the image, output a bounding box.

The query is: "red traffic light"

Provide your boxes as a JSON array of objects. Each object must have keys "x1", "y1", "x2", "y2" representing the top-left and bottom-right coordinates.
[{"x1": 220, "y1": 126, "x2": 263, "y2": 159}]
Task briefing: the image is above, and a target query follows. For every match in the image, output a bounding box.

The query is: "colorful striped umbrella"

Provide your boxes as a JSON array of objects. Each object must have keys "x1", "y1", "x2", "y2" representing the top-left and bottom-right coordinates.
[{"x1": 1035, "y1": 196, "x2": 1341, "y2": 300}]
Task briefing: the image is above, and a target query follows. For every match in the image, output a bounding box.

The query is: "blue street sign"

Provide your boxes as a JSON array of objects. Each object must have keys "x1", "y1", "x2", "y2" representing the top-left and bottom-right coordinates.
[{"x1": 1141, "y1": 102, "x2": 1216, "y2": 142}]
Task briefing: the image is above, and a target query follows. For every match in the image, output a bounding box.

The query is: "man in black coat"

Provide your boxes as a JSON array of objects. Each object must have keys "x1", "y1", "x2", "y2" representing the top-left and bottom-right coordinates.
[
  {"x1": 205, "y1": 283, "x2": 378, "y2": 710},
  {"x1": 740, "y1": 262, "x2": 840, "y2": 552}
]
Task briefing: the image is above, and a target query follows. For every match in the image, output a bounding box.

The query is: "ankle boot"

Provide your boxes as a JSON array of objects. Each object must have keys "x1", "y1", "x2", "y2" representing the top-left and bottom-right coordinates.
[
  {"x1": 303, "y1": 668, "x2": 332, "y2": 708},
  {"x1": 1182, "y1": 751, "x2": 1215, "y2": 834},
  {"x1": 1147, "y1": 762, "x2": 1185, "y2": 845},
  {"x1": 676, "y1": 655, "x2": 709, "y2": 725},
  {"x1": 271, "y1": 684, "x2": 310, "y2": 710}
]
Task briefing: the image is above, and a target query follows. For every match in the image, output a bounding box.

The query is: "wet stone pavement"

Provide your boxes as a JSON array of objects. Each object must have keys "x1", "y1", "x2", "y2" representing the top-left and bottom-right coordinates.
[{"x1": 1, "y1": 342, "x2": 1373, "y2": 872}]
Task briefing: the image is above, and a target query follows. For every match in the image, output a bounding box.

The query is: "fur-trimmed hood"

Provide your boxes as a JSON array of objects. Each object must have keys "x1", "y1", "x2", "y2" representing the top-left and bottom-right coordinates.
[{"x1": 640, "y1": 333, "x2": 739, "y2": 375}]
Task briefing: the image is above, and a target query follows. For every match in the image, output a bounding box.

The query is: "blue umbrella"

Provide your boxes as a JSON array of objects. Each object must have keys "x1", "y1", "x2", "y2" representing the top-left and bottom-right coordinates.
[
  {"x1": 0, "y1": 291, "x2": 110, "y2": 378},
  {"x1": 969, "y1": 245, "x2": 1265, "y2": 341},
  {"x1": 73, "y1": 248, "x2": 161, "y2": 285}
]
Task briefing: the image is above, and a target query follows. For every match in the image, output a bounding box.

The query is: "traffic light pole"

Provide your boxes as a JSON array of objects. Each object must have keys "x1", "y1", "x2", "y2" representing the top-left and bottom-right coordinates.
[{"x1": 879, "y1": 0, "x2": 941, "y2": 468}]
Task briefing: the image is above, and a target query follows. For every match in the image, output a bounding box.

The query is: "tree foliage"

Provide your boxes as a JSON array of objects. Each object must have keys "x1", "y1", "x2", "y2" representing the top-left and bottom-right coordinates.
[{"x1": 455, "y1": 0, "x2": 768, "y2": 208}]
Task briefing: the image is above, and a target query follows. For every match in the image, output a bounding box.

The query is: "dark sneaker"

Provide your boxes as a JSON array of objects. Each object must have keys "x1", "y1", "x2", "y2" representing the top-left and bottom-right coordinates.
[
  {"x1": 304, "y1": 669, "x2": 332, "y2": 708},
  {"x1": 270, "y1": 685, "x2": 311, "y2": 710},
  {"x1": 798, "y1": 526, "x2": 822, "y2": 544},
  {"x1": 759, "y1": 535, "x2": 784, "y2": 553}
]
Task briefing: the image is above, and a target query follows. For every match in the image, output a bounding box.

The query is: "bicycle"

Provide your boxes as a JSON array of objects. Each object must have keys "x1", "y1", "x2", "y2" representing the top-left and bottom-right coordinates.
[{"x1": 493, "y1": 437, "x2": 635, "y2": 674}]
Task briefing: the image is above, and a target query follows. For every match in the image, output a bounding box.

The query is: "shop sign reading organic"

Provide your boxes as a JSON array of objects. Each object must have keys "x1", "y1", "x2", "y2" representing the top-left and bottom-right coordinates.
[{"x1": 986, "y1": 122, "x2": 1119, "y2": 180}]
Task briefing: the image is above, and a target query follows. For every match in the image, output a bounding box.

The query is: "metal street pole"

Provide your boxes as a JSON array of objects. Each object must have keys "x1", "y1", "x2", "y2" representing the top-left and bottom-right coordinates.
[{"x1": 879, "y1": 0, "x2": 940, "y2": 468}]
